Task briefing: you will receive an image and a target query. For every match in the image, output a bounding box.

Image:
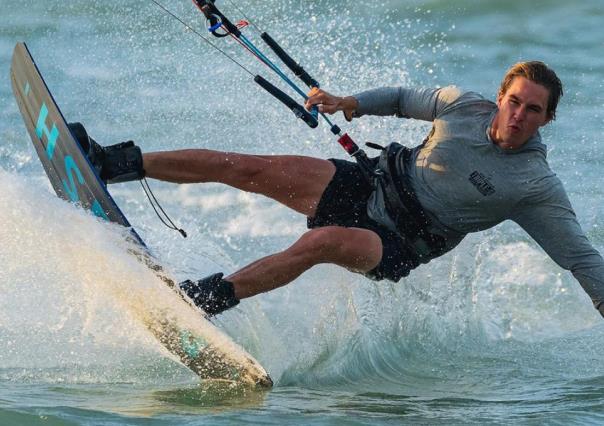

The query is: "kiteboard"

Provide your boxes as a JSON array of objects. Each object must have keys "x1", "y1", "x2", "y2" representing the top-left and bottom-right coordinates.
[{"x1": 10, "y1": 41, "x2": 272, "y2": 388}]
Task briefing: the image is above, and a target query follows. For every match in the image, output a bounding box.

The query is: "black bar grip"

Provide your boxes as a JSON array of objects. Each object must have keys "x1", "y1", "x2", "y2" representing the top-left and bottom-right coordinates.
[
  {"x1": 261, "y1": 32, "x2": 319, "y2": 88},
  {"x1": 254, "y1": 75, "x2": 318, "y2": 128}
]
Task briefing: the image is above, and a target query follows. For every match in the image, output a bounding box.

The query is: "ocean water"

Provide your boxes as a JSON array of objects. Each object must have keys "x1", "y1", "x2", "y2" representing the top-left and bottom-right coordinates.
[{"x1": 1, "y1": 0, "x2": 604, "y2": 424}]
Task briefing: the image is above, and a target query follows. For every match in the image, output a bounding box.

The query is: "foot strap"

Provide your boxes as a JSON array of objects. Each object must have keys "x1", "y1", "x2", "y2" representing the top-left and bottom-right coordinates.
[
  {"x1": 180, "y1": 273, "x2": 240, "y2": 316},
  {"x1": 102, "y1": 141, "x2": 145, "y2": 184},
  {"x1": 67, "y1": 122, "x2": 144, "y2": 184}
]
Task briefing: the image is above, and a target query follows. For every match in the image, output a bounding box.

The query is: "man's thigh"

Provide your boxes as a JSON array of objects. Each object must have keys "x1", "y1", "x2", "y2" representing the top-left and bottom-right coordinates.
[{"x1": 254, "y1": 155, "x2": 335, "y2": 217}]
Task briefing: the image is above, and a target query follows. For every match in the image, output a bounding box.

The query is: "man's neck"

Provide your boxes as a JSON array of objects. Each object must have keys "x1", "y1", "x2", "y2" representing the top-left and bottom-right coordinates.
[{"x1": 489, "y1": 112, "x2": 503, "y2": 146}]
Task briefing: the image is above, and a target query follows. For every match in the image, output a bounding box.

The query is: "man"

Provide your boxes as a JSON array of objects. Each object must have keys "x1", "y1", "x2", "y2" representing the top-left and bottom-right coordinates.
[{"x1": 73, "y1": 61, "x2": 604, "y2": 318}]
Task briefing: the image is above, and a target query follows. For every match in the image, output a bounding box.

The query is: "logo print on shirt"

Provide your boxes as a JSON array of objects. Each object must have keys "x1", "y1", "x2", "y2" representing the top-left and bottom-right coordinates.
[{"x1": 469, "y1": 171, "x2": 496, "y2": 196}]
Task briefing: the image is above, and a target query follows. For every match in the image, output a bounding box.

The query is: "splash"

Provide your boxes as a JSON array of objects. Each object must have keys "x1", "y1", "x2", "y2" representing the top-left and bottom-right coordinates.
[{"x1": 0, "y1": 169, "x2": 270, "y2": 385}]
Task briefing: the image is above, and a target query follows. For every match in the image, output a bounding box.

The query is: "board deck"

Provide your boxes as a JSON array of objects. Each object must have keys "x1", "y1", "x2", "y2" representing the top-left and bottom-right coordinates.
[{"x1": 10, "y1": 42, "x2": 272, "y2": 388}]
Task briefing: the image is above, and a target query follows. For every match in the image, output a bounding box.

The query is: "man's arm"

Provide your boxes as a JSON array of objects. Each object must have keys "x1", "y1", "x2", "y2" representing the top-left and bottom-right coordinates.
[
  {"x1": 352, "y1": 86, "x2": 464, "y2": 121},
  {"x1": 511, "y1": 178, "x2": 604, "y2": 318},
  {"x1": 305, "y1": 86, "x2": 464, "y2": 122}
]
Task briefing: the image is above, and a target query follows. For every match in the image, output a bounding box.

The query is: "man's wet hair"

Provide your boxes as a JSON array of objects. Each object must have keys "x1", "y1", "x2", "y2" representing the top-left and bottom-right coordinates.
[{"x1": 498, "y1": 61, "x2": 563, "y2": 120}]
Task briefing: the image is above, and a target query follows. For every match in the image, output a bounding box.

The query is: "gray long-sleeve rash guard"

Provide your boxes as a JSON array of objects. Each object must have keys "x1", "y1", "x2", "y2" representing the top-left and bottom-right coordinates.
[{"x1": 353, "y1": 86, "x2": 604, "y2": 317}]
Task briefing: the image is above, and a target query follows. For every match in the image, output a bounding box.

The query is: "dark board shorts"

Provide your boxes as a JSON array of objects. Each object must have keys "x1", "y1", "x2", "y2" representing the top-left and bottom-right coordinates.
[{"x1": 307, "y1": 159, "x2": 419, "y2": 282}]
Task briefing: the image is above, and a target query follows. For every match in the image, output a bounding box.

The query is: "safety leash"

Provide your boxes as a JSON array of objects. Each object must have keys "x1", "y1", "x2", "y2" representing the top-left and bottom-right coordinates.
[{"x1": 140, "y1": 178, "x2": 188, "y2": 238}]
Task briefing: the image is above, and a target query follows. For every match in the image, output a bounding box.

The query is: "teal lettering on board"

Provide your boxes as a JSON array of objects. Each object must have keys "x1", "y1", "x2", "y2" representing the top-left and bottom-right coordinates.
[
  {"x1": 36, "y1": 103, "x2": 59, "y2": 160},
  {"x1": 91, "y1": 200, "x2": 109, "y2": 221},
  {"x1": 62, "y1": 156, "x2": 84, "y2": 202}
]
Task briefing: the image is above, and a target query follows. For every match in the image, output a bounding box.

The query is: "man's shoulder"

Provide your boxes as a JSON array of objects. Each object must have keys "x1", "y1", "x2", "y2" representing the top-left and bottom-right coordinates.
[{"x1": 436, "y1": 86, "x2": 494, "y2": 116}]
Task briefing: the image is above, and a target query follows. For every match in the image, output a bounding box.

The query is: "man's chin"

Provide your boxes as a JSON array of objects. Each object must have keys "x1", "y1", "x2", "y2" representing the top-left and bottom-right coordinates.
[{"x1": 497, "y1": 136, "x2": 525, "y2": 150}]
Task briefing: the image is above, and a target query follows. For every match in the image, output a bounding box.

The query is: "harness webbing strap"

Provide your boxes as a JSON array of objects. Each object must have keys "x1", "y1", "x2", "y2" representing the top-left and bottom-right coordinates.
[{"x1": 370, "y1": 143, "x2": 446, "y2": 258}]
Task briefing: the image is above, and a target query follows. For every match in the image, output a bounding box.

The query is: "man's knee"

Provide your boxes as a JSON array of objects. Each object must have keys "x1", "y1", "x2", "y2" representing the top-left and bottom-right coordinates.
[
  {"x1": 292, "y1": 226, "x2": 383, "y2": 270},
  {"x1": 296, "y1": 227, "x2": 344, "y2": 254}
]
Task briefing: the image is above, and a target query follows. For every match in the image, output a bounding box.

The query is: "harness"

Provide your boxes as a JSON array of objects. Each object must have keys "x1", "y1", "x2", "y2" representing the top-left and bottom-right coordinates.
[{"x1": 365, "y1": 142, "x2": 446, "y2": 260}]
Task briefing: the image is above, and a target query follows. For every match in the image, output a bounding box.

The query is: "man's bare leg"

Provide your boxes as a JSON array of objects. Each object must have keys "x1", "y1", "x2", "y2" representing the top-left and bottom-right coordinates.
[
  {"x1": 143, "y1": 149, "x2": 335, "y2": 217},
  {"x1": 228, "y1": 226, "x2": 383, "y2": 299},
  {"x1": 178, "y1": 225, "x2": 384, "y2": 316}
]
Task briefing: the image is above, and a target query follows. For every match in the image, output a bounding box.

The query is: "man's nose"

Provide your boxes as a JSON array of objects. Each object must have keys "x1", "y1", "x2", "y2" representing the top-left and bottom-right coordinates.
[{"x1": 514, "y1": 105, "x2": 527, "y2": 121}]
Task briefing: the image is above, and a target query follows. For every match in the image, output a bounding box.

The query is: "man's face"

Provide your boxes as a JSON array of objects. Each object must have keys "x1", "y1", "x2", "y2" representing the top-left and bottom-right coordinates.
[{"x1": 492, "y1": 76, "x2": 551, "y2": 150}]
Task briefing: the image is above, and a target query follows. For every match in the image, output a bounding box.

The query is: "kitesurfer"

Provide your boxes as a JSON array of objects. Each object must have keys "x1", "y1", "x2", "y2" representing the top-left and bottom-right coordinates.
[{"x1": 70, "y1": 61, "x2": 604, "y2": 318}]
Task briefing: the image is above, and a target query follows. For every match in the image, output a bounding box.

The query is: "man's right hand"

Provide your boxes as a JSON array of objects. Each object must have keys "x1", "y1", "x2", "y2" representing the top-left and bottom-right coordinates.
[{"x1": 304, "y1": 88, "x2": 359, "y2": 122}]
